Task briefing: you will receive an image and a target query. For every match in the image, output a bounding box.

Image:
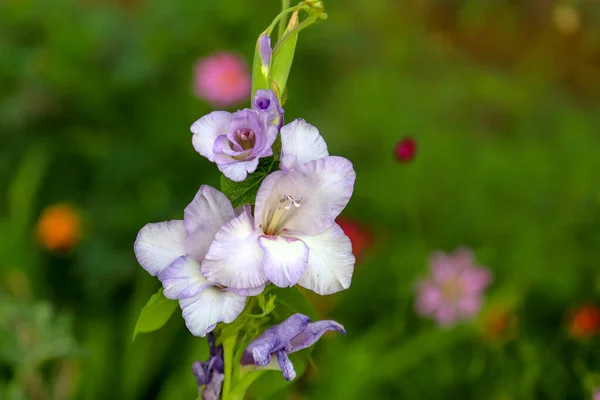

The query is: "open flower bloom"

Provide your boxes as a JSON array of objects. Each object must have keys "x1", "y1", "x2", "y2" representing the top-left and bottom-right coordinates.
[
  {"x1": 241, "y1": 313, "x2": 345, "y2": 381},
  {"x1": 191, "y1": 90, "x2": 281, "y2": 182},
  {"x1": 200, "y1": 119, "x2": 356, "y2": 295},
  {"x1": 416, "y1": 248, "x2": 492, "y2": 326},
  {"x1": 134, "y1": 185, "x2": 262, "y2": 337},
  {"x1": 192, "y1": 333, "x2": 225, "y2": 400}
]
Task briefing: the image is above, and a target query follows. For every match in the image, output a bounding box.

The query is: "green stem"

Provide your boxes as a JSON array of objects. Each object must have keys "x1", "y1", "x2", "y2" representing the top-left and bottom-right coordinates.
[
  {"x1": 278, "y1": 0, "x2": 291, "y2": 40},
  {"x1": 272, "y1": 11, "x2": 325, "y2": 54},
  {"x1": 266, "y1": 3, "x2": 306, "y2": 36},
  {"x1": 228, "y1": 371, "x2": 263, "y2": 400},
  {"x1": 221, "y1": 334, "x2": 237, "y2": 399}
]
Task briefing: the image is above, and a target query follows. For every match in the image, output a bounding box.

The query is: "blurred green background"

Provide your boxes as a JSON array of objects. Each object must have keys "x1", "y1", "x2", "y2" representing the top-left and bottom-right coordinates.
[{"x1": 2, "y1": 0, "x2": 600, "y2": 399}]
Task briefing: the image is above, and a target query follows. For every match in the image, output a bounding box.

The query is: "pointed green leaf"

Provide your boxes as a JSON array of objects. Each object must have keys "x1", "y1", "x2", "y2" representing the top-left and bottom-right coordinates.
[
  {"x1": 132, "y1": 288, "x2": 178, "y2": 342},
  {"x1": 220, "y1": 157, "x2": 277, "y2": 207}
]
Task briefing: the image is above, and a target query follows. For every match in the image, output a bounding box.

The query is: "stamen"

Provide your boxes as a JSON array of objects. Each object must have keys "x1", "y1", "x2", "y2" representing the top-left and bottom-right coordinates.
[
  {"x1": 234, "y1": 129, "x2": 256, "y2": 150},
  {"x1": 264, "y1": 195, "x2": 303, "y2": 235}
]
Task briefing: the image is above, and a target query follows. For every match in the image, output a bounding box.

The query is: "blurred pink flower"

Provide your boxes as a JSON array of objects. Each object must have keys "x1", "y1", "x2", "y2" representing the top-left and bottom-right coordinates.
[
  {"x1": 416, "y1": 248, "x2": 492, "y2": 327},
  {"x1": 194, "y1": 52, "x2": 251, "y2": 107},
  {"x1": 594, "y1": 388, "x2": 600, "y2": 400}
]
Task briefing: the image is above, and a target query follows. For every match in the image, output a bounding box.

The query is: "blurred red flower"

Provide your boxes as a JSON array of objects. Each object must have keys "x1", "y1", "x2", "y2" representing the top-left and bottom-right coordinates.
[
  {"x1": 568, "y1": 304, "x2": 600, "y2": 339},
  {"x1": 394, "y1": 137, "x2": 416, "y2": 163},
  {"x1": 336, "y1": 217, "x2": 372, "y2": 261}
]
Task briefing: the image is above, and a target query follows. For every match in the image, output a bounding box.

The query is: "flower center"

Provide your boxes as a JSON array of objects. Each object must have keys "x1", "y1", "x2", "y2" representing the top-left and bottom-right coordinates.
[
  {"x1": 263, "y1": 194, "x2": 302, "y2": 235},
  {"x1": 234, "y1": 128, "x2": 256, "y2": 150},
  {"x1": 441, "y1": 279, "x2": 463, "y2": 301}
]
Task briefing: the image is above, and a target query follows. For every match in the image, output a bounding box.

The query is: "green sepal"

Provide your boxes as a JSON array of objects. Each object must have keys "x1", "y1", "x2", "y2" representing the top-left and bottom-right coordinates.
[
  {"x1": 132, "y1": 288, "x2": 178, "y2": 342},
  {"x1": 270, "y1": 11, "x2": 299, "y2": 104}
]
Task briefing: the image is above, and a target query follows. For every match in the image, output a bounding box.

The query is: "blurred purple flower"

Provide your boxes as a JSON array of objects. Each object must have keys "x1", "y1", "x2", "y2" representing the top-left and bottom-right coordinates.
[
  {"x1": 192, "y1": 333, "x2": 224, "y2": 400},
  {"x1": 194, "y1": 52, "x2": 251, "y2": 107},
  {"x1": 241, "y1": 313, "x2": 345, "y2": 381},
  {"x1": 415, "y1": 248, "x2": 492, "y2": 326},
  {"x1": 594, "y1": 388, "x2": 600, "y2": 400}
]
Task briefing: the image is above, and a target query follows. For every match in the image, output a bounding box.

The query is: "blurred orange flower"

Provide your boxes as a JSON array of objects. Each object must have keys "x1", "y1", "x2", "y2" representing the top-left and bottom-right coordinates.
[
  {"x1": 568, "y1": 304, "x2": 600, "y2": 339},
  {"x1": 482, "y1": 307, "x2": 518, "y2": 342},
  {"x1": 36, "y1": 203, "x2": 83, "y2": 252}
]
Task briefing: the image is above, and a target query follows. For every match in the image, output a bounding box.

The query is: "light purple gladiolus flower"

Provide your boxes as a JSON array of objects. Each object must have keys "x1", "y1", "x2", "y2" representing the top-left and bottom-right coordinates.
[
  {"x1": 200, "y1": 119, "x2": 356, "y2": 295},
  {"x1": 191, "y1": 94, "x2": 281, "y2": 182},
  {"x1": 253, "y1": 89, "x2": 284, "y2": 129},
  {"x1": 134, "y1": 185, "x2": 265, "y2": 337},
  {"x1": 415, "y1": 248, "x2": 492, "y2": 326},
  {"x1": 241, "y1": 313, "x2": 345, "y2": 381},
  {"x1": 192, "y1": 333, "x2": 224, "y2": 400}
]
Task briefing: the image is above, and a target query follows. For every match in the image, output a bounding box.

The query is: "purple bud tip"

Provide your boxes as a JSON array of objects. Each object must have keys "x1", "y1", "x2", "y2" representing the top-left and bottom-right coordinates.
[
  {"x1": 259, "y1": 35, "x2": 272, "y2": 67},
  {"x1": 256, "y1": 98, "x2": 271, "y2": 110}
]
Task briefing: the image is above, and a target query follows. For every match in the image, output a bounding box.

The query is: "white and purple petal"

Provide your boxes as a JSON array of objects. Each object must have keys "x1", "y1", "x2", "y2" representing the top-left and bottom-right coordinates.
[
  {"x1": 184, "y1": 185, "x2": 235, "y2": 263},
  {"x1": 179, "y1": 288, "x2": 247, "y2": 337},
  {"x1": 255, "y1": 157, "x2": 356, "y2": 236},
  {"x1": 226, "y1": 285, "x2": 266, "y2": 297},
  {"x1": 134, "y1": 220, "x2": 186, "y2": 276},
  {"x1": 280, "y1": 119, "x2": 328, "y2": 171},
  {"x1": 214, "y1": 154, "x2": 260, "y2": 182},
  {"x1": 191, "y1": 111, "x2": 232, "y2": 162},
  {"x1": 158, "y1": 255, "x2": 211, "y2": 300},
  {"x1": 201, "y1": 207, "x2": 267, "y2": 289},
  {"x1": 258, "y1": 235, "x2": 309, "y2": 288},
  {"x1": 296, "y1": 223, "x2": 355, "y2": 295}
]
